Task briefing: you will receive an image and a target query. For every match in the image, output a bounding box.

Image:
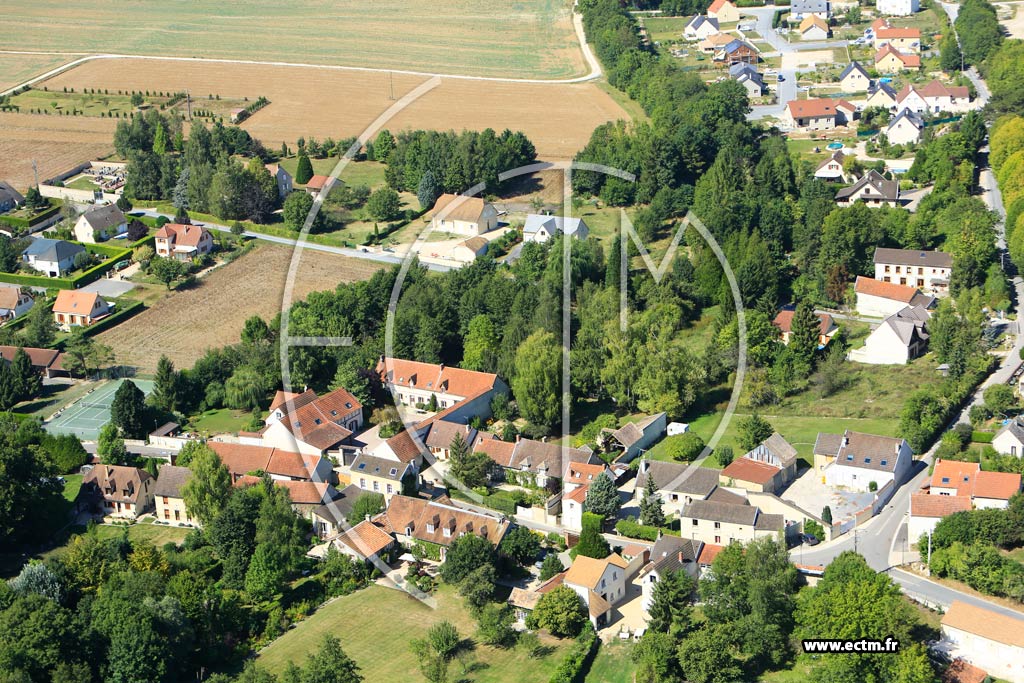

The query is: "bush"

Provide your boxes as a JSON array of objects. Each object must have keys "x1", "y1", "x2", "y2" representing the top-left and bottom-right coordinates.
[
  {"x1": 664, "y1": 432, "x2": 705, "y2": 462},
  {"x1": 547, "y1": 625, "x2": 598, "y2": 683},
  {"x1": 614, "y1": 517, "x2": 660, "y2": 542}
]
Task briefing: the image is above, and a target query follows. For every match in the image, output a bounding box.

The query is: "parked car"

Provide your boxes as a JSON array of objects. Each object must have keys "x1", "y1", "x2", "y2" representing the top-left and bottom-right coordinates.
[
  {"x1": 802, "y1": 533, "x2": 820, "y2": 546},
  {"x1": 777, "y1": 74, "x2": 785, "y2": 82}
]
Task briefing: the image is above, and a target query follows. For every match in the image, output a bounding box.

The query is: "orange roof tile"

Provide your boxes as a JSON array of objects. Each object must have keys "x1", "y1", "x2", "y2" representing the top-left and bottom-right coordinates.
[
  {"x1": 855, "y1": 276, "x2": 920, "y2": 303},
  {"x1": 335, "y1": 520, "x2": 395, "y2": 557},
  {"x1": 772, "y1": 309, "x2": 836, "y2": 335},
  {"x1": 943, "y1": 659, "x2": 988, "y2": 683},
  {"x1": 378, "y1": 357, "x2": 500, "y2": 399},
  {"x1": 564, "y1": 554, "x2": 628, "y2": 590},
  {"x1": 942, "y1": 601, "x2": 1024, "y2": 648},
  {"x1": 786, "y1": 98, "x2": 837, "y2": 119},
  {"x1": 53, "y1": 290, "x2": 104, "y2": 315},
  {"x1": 698, "y1": 543, "x2": 725, "y2": 565},
  {"x1": 708, "y1": 0, "x2": 733, "y2": 11},
  {"x1": 910, "y1": 493, "x2": 972, "y2": 518},
  {"x1": 565, "y1": 462, "x2": 607, "y2": 485},
  {"x1": 473, "y1": 436, "x2": 516, "y2": 467},
  {"x1": 931, "y1": 460, "x2": 981, "y2": 497},
  {"x1": 721, "y1": 457, "x2": 782, "y2": 485},
  {"x1": 974, "y1": 470, "x2": 1022, "y2": 500}
]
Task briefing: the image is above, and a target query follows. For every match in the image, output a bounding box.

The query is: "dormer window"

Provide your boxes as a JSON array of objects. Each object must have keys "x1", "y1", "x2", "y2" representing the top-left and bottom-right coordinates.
[
  {"x1": 864, "y1": 458, "x2": 871, "y2": 464},
  {"x1": 881, "y1": 460, "x2": 888, "y2": 467},
  {"x1": 846, "y1": 455, "x2": 854, "y2": 461},
  {"x1": 390, "y1": 468, "x2": 398, "y2": 476},
  {"x1": 941, "y1": 477, "x2": 950, "y2": 484}
]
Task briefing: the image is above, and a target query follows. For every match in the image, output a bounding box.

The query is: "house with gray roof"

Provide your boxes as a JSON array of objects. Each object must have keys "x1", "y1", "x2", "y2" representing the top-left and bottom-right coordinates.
[
  {"x1": 523, "y1": 214, "x2": 590, "y2": 244},
  {"x1": 887, "y1": 107, "x2": 925, "y2": 145},
  {"x1": 605, "y1": 412, "x2": 667, "y2": 461},
  {"x1": 683, "y1": 15, "x2": 720, "y2": 40},
  {"x1": 993, "y1": 419, "x2": 1024, "y2": 458},
  {"x1": 839, "y1": 61, "x2": 871, "y2": 92},
  {"x1": 635, "y1": 459, "x2": 721, "y2": 517},
  {"x1": 790, "y1": 0, "x2": 832, "y2": 19},
  {"x1": 310, "y1": 483, "x2": 374, "y2": 538},
  {"x1": 0, "y1": 181, "x2": 24, "y2": 214},
  {"x1": 835, "y1": 169, "x2": 901, "y2": 207},
  {"x1": 154, "y1": 465, "x2": 196, "y2": 526},
  {"x1": 729, "y1": 63, "x2": 767, "y2": 97},
  {"x1": 848, "y1": 304, "x2": 930, "y2": 365},
  {"x1": 813, "y1": 430, "x2": 913, "y2": 492},
  {"x1": 21, "y1": 238, "x2": 86, "y2": 277},
  {"x1": 866, "y1": 81, "x2": 899, "y2": 109},
  {"x1": 639, "y1": 535, "x2": 703, "y2": 613},
  {"x1": 681, "y1": 499, "x2": 785, "y2": 545},
  {"x1": 73, "y1": 203, "x2": 127, "y2": 243}
]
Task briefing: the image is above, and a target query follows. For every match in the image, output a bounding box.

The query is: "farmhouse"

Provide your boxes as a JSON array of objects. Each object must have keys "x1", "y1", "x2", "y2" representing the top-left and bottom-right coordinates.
[
  {"x1": 680, "y1": 499, "x2": 784, "y2": 545},
  {"x1": 877, "y1": 0, "x2": 919, "y2": 16},
  {"x1": 707, "y1": 0, "x2": 740, "y2": 23},
  {"x1": 73, "y1": 203, "x2": 127, "y2": 243},
  {"x1": 154, "y1": 465, "x2": 196, "y2": 526},
  {"x1": 639, "y1": 536, "x2": 702, "y2": 613},
  {"x1": 835, "y1": 170, "x2": 901, "y2": 207},
  {"x1": 523, "y1": 214, "x2": 590, "y2": 243},
  {"x1": 429, "y1": 193, "x2": 498, "y2": 236},
  {"x1": 781, "y1": 98, "x2": 838, "y2": 130},
  {"x1": 993, "y1": 418, "x2": 1024, "y2": 457},
  {"x1": 772, "y1": 308, "x2": 838, "y2": 347},
  {"x1": 264, "y1": 163, "x2": 294, "y2": 199},
  {"x1": 0, "y1": 181, "x2": 24, "y2": 213},
  {"x1": 799, "y1": 15, "x2": 831, "y2": 40},
  {"x1": 52, "y1": 290, "x2": 109, "y2": 329},
  {"x1": 729, "y1": 63, "x2": 767, "y2": 97},
  {"x1": 375, "y1": 494, "x2": 510, "y2": 560},
  {"x1": 874, "y1": 247, "x2": 952, "y2": 295},
  {"x1": 79, "y1": 464, "x2": 155, "y2": 519},
  {"x1": 874, "y1": 44, "x2": 920, "y2": 73},
  {"x1": 21, "y1": 238, "x2": 85, "y2": 277},
  {"x1": 940, "y1": 601, "x2": 1024, "y2": 683},
  {"x1": 813, "y1": 430, "x2": 913, "y2": 492},
  {"x1": 848, "y1": 304, "x2": 931, "y2": 365},
  {"x1": 928, "y1": 459, "x2": 1021, "y2": 509},
  {"x1": 562, "y1": 553, "x2": 630, "y2": 628},
  {"x1": 154, "y1": 223, "x2": 214, "y2": 261},
  {"x1": 839, "y1": 61, "x2": 871, "y2": 92},
  {"x1": 854, "y1": 276, "x2": 934, "y2": 318},
  {"x1": 635, "y1": 459, "x2": 721, "y2": 517},
  {"x1": 683, "y1": 15, "x2": 720, "y2": 40},
  {"x1": 0, "y1": 287, "x2": 33, "y2": 321},
  {"x1": 376, "y1": 357, "x2": 507, "y2": 420},
  {"x1": 814, "y1": 151, "x2": 847, "y2": 181},
  {"x1": 887, "y1": 108, "x2": 925, "y2": 145}
]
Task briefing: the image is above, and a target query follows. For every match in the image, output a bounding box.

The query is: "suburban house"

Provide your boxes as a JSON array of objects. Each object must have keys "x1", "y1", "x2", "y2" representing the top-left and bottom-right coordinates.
[
  {"x1": 79, "y1": 465, "x2": 155, "y2": 519},
  {"x1": 265, "y1": 163, "x2": 294, "y2": 199},
  {"x1": 781, "y1": 98, "x2": 838, "y2": 130},
  {"x1": 21, "y1": 238, "x2": 85, "y2": 277},
  {"x1": 835, "y1": 100, "x2": 858, "y2": 123},
  {"x1": 790, "y1": 0, "x2": 831, "y2": 20},
  {"x1": 908, "y1": 493, "x2": 973, "y2": 542},
  {"x1": 303, "y1": 175, "x2": 331, "y2": 197},
  {"x1": 452, "y1": 236, "x2": 489, "y2": 262},
  {"x1": 639, "y1": 536, "x2": 702, "y2": 613},
  {"x1": 429, "y1": 193, "x2": 499, "y2": 236},
  {"x1": 73, "y1": 203, "x2": 127, "y2": 243},
  {"x1": 327, "y1": 519, "x2": 397, "y2": 564},
  {"x1": 154, "y1": 465, "x2": 196, "y2": 526},
  {"x1": 873, "y1": 24, "x2": 922, "y2": 52},
  {"x1": 835, "y1": 169, "x2": 901, "y2": 207},
  {"x1": 699, "y1": 32, "x2": 735, "y2": 54},
  {"x1": 0, "y1": 287, "x2": 33, "y2": 321},
  {"x1": 874, "y1": 247, "x2": 952, "y2": 295},
  {"x1": 886, "y1": 108, "x2": 926, "y2": 145},
  {"x1": 603, "y1": 413, "x2": 667, "y2": 461},
  {"x1": 683, "y1": 15, "x2": 720, "y2": 40},
  {"x1": 561, "y1": 461, "x2": 611, "y2": 531},
  {"x1": 874, "y1": 44, "x2": 921, "y2": 73},
  {"x1": 209, "y1": 441, "x2": 334, "y2": 483},
  {"x1": 814, "y1": 151, "x2": 847, "y2": 181},
  {"x1": 715, "y1": 39, "x2": 758, "y2": 65},
  {"x1": 309, "y1": 483, "x2": 368, "y2": 538},
  {"x1": 940, "y1": 601, "x2": 1024, "y2": 683},
  {"x1": 839, "y1": 61, "x2": 871, "y2": 92},
  {"x1": 261, "y1": 386, "x2": 363, "y2": 456},
  {"x1": 475, "y1": 434, "x2": 597, "y2": 488},
  {"x1": 707, "y1": 0, "x2": 740, "y2": 23},
  {"x1": 348, "y1": 453, "x2": 414, "y2": 501},
  {"x1": 854, "y1": 276, "x2": 934, "y2": 318},
  {"x1": 377, "y1": 357, "x2": 507, "y2": 420},
  {"x1": 729, "y1": 63, "x2": 767, "y2": 97},
  {"x1": 563, "y1": 553, "x2": 631, "y2": 628},
  {"x1": 848, "y1": 305, "x2": 931, "y2": 365},
  {"x1": 928, "y1": 459, "x2": 1021, "y2": 509},
  {"x1": 772, "y1": 308, "x2": 838, "y2": 348},
  {"x1": 866, "y1": 81, "x2": 899, "y2": 109},
  {"x1": 375, "y1": 494, "x2": 510, "y2": 561},
  {"x1": 0, "y1": 346, "x2": 66, "y2": 378},
  {"x1": 877, "y1": 0, "x2": 919, "y2": 15},
  {"x1": 52, "y1": 290, "x2": 109, "y2": 329},
  {"x1": 911, "y1": 80, "x2": 972, "y2": 113},
  {"x1": 523, "y1": 214, "x2": 590, "y2": 243},
  {"x1": 721, "y1": 432, "x2": 799, "y2": 494},
  {"x1": 993, "y1": 418, "x2": 1024, "y2": 457},
  {"x1": 680, "y1": 499, "x2": 784, "y2": 545},
  {"x1": 154, "y1": 223, "x2": 215, "y2": 261},
  {"x1": 799, "y1": 14, "x2": 831, "y2": 40},
  {"x1": 813, "y1": 430, "x2": 913, "y2": 492},
  {"x1": 634, "y1": 460, "x2": 721, "y2": 517},
  {"x1": 0, "y1": 181, "x2": 23, "y2": 213}
]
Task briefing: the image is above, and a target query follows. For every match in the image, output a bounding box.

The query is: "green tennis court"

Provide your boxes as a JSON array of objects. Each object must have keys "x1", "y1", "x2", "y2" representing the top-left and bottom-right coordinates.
[{"x1": 45, "y1": 378, "x2": 154, "y2": 441}]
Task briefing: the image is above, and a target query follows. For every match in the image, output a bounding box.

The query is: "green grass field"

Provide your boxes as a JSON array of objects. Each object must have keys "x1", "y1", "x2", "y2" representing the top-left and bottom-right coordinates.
[
  {"x1": 0, "y1": 0, "x2": 585, "y2": 79},
  {"x1": 585, "y1": 641, "x2": 634, "y2": 682},
  {"x1": 188, "y1": 408, "x2": 253, "y2": 435},
  {"x1": 256, "y1": 585, "x2": 571, "y2": 681}
]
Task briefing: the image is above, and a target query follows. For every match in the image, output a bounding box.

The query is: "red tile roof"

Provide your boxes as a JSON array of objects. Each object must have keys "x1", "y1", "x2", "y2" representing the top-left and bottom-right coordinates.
[
  {"x1": 910, "y1": 493, "x2": 972, "y2": 518},
  {"x1": 53, "y1": 290, "x2": 104, "y2": 316},
  {"x1": 942, "y1": 600, "x2": 1024, "y2": 648},
  {"x1": 565, "y1": 462, "x2": 607, "y2": 485},
  {"x1": 564, "y1": 485, "x2": 589, "y2": 504},
  {"x1": 974, "y1": 470, "x2": 1022, "y2": 500},
  {"x1": 786, "y1": 98, "x2": 837, "y2": 119},
  {"x1": 931, "y1": 460, "x2": 981, "y2": 497},
  {"x1": 154, "y1": 223, "x2": 211, "y2": 248},
  {"x1": 334, "y1": 520, "x2": 395, "y2": 558},
  {"x1": 772, "y1": 309, "x2": 835, "y2": 335},
  {"x1": 876, "y1": 26, "x2": 921, "y2": 39},
  {"x1": 473, "y1": 436, "x2": 516, "y2": 467},
  {"x1": 305, "y1": 175, "x2": 330, "y2": 190},
  {"x1": 0, "y1": 345, "x2": 62, "y2": 370},
  {"x1": 210, "y1": 442, "x2": 322, "y2": 481},
  {"x1": 875, "y1": 44, "x2": 920, "y2": 67},
  {"x1": 698, "y1": 543, "x2": 725, "y2": 566},
  {"x1": 377, "y1": 357, "x2": 500, "y2": 399},
  {"x1": 943, "y1": 659, "x2": 988, "y2": 683},
  {"x1": 708, "y1": 0, "x2": 733, "y2": 12},
  {"x1": 855, "y1": 276, "x2": 920, "y2": 303},
  {"x1": 384, "y1": 430, "x2": 425, "y2": 464},
  {"x1": 721, "y1": 457, "x2": 782, "y2": 485}
]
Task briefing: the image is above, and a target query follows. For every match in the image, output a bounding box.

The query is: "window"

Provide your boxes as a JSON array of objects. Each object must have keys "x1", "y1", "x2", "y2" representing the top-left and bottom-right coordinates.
[
  {"x1": 174, "y1": 510, "x2": 180, "y2": 521},
  {"x1": 881, "y1": 459, "x2": 888, "y2": 467},
  {"x1": 373, "y1": 481, "x2": 379, "y2": 492},
  {"x1": 846, "y1": 455, "x2": 854, "y2": 461},
  {"x1": 390, "y1": 468, "x2": 398, "y2": 476},
  {"x1": 360, "y1": 478, "x2": 366, "y2": 488},
  {"x1": 864, "y1": 458, "x2": 871, "y2": 464},
  {"x1": 600, "y1": 579, "x2": 605, "y2": 589},
  {"x1": 1013, "y1": 446, "x2": 1018, "y2": 457},
  {"x1": 163, "y1": 510, "x2": 170, "y2": 519},
  {"x1": 941, "y1": 477, "x2": 950, "y2": 484},
  {"x1": 714, "y1": 535, "x2": 721, "y2": 543},
  {"x1": 884, "y1": 265, "x2": 890, "y2": 273},
  {"x1": 692, "y1": 519, "x2": 698, "y2": 526},
  {"x1": 387, "y1": 484, "x2": 394, "y2": 494},
  {"x1": 714, "y1": 521, "x2": 721, "y2": 530}
]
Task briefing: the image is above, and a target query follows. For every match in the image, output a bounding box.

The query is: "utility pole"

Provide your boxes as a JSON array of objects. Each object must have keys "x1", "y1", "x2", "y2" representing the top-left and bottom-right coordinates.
[
  {"x1": 186, "y1": 90, "x2": 192, "y2": 121},
  {"x1": 926, "y1": 528, "x2": 932, "y2": 575},
  {"x1": 854, "y1": 528, "x2": 858, "y2": 555},
  {"x1": 31, "y1": 159, "x2": 38, "y2": 189},
  {"x1": 388, "y1": 71, "x2": 395, "y2": 101}
]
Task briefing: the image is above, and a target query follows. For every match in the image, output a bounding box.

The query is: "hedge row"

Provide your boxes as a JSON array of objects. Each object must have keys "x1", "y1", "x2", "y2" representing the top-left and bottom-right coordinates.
[
  {"x1": 80, "y1": 299, "x2": 145, "y2": 338},
  {"x1": 0, "y1": 204, "x2": 61, "y2": 230},
  {"x1": 614, "y1": 518, "x2": 661, "y2": 542},
  {"x1": 0, "y1": 272, "x2": 72, "y2": 289},
  {"x1": 548, "y1": 626, "x2": 598, "y2": 683}
]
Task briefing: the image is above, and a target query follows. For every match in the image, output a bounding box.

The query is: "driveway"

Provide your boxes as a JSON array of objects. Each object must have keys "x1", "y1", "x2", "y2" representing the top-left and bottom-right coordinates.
[
  {"x1": 781, "y1": 469, "x2": 874, "y2": 523},
  {"x1": 80, "y1": 278, "x2": 136, "y2": 298}
]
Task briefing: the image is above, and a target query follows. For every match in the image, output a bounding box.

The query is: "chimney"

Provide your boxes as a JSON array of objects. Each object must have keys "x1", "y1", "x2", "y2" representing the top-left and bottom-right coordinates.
[
  {"x1": 465, "y1": 424, "x2": 471, "y2": 434},
  {"x1": 515, "y1": 434, "x2": 521, "y2": 443},
  {"x1": 895, "y1": 442, "x2": 900, "y2": 455},
  {"x1": 364, "y1": 514, "x2": 371, "y2": 522},
  {"x1": 841, "y1": 435, "x2": 849, "y2": 448},
  {"x1": 542, "y1": 436, "x2": 547, "y2": 443},
  {"x1": 439, "y1": 363, "x2": 445, "y2": 371}
]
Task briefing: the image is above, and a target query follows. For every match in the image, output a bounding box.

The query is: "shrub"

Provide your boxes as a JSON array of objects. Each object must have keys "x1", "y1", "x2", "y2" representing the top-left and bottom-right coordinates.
[
  {"x1": 614, "y1": 517, "x2": 660, "y2": 542},
  {"x1": 665, "y1": 433, "x2": 705, "y2": 462}
]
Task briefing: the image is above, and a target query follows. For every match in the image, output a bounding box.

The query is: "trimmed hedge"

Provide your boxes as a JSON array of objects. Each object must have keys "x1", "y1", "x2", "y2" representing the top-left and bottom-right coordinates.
[
  {"x1": 0, "y1": 272, "x2": 72, "y2": 289},
  {"x1": 614, "y1": 518, "x2": 660, "y2": 542},
  {"x1": 548, "y1": 626, "x2": 598, "y2": 683},
  {"x1": 0, "y1": 203, "x2": 61, "y2": 230},
  {"x1": 80, "y1": 298, "x2": 145, "y2": 338},
  {"x1": 972, "y1": 431, "x2": 995, "y2": 443}
]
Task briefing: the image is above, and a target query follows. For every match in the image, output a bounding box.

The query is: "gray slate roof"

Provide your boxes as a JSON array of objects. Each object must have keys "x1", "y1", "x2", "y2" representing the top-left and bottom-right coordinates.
[
  {"x1": 882, "y1": 305, "x2": 929, "y2": 345},
  {"x1": 745, "y1": 432, "x2": 799, "y2": 468},
  {"x1": 814, "y1": 430, "x2": 908, "y2": 472},
  {"x1": 641, "y1": 535, "x2": 701, "y2": 576},
  {"x1": 683, "y1": 499, "x2": 759, "y2": 525},
  {"x1": 314, "y1": 484, "x2": 370, "y2": 525},
  {"x1": 888, "y1": 107, "x2": 925, "y2": 131},
  {"x1": 523, "y1": 214, "x2": 588, "y2": 237},
  {"x1": 687, "y1": 15, "x2": 719, "y2": 31},
  {"x1": 80, "y1": 203, "x2": 126, "y2": 231},
  {"x1": 835, "y1": 169, "x2": 900, "y2": 201},
  {"x1": 350, "y1": 454, "x2": 409, "y2": 481},
  {"x1": 873, "y1": 247, "x2": 953, "y2": 269},
  {"x1": 153, "y1": 465, "x2": 192, "y2": 498},
  {"x1": 636, "y1": 460, "x2": 719, "y2": 497},
  {"x1": 792, "y1": 0, "x2": 831, "y2": 13},
  {"x1": 840, "y1": 61, "x2": 869, "y2": 81},
  {"x1": 21, "y1": 238, "x2": 85, "y2": 262}
]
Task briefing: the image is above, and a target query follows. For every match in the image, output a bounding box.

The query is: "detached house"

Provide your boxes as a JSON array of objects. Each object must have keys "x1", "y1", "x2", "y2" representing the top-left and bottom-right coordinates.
[
  {"x1": 0, "y1": 286, "x2": 33, "y2": 321},
  {"x1": 874, "y1": 44, "x2": 920, "y2": 73},
  {"x1": 873, "y1": 247, "x2": 952, "y2": 295},
  {"x1": 716, "y1": 39, "x2": 758, "y2": 65},
  {"x1": 839, "y1": 61, "x2": 871, "y2": 92},
  {"x1": 993, "y1": 418, "x2": 1024, "y2": 457},
  {"x1": 940, "y1": 601, "x2": 1024, "y2": 683},
  {"x1": 799, "y1": 15, "x2": 831, "y2": 40},
  {"x1": 80, "y1": 465, "x2": 155, "y2": 519},
  {"x1": 154, "y1": 223, "x2": 214, "y2": 261},
  {"x1": 603, "y1": 413, "x2": 667, "y2": 461},
  {"x1": 21, "y1": 238, "x2": 85, "y2": 277},
  {"x1": 154, "y1": 465, "x2": 196, "y2": 526},
  {"x1": 264, "y1": 163, "x2": 293, "y2": 199},
  {"x1": 562, "y1": 553, "x2": 630, "y2": 628},
  {"x1": 429, "y1": 193, "x2": 498, "y2": 236},
  {"x1": 813, "y1": 430, "x2": 913, "y2": 492},
  {"x1": 781, "y1": 98, "x2": 838, "y2": 130},
  {"x1": 854, "y1": 276, "x2": 934, "y2": 318},
  {"x1": 729, "y1": 63, "x2": 767, "y2": 97},
  {"x1": 790, "y1": 0, "x2": 831, "y2": 20},
  {"x1": 814, "y1": 150, "x2": 847, "y2": 181},
  {"x1": 707, "y1": 0, "x2": 740, "y2": 23},
  {"x1": 523, "y1": 214, "x2": 590, "y2": 243},
  {"x1": 683, "y1": 15, "x2": 720, "y2": 40},
  {"x1": 377, "y1": 357, "x2": 507, "y2": 421},
  {"x1": 848, "y1": 304, "x2": 930, "y2": 365},
  {"x1": 303, "y1": 175, "x2": 331, "y2": 197},
  {"x1": 52, "y1": 290, "x2": 109, "y2": 329},
  {"x1": 772, "y1": 308, "x2": 838, "y2": 348},
  {"x1": 835, "y1": 169, "x2": 901, "y2": 207},
  {"x1": 73, "y1": 203, "x2": 127, "y2": 243},
  {"x1": 877, "y1": 0, "x2": 919, "y2": 16},
  {"x1": 887, "y1": 108, "x2": 926, "y2": 145},
  {"x1": 261, "y1": 386, "x2": 363, "y2": 456},
  {"x1": 873, "y1": 24, "x2": 922, "y2": 52}
]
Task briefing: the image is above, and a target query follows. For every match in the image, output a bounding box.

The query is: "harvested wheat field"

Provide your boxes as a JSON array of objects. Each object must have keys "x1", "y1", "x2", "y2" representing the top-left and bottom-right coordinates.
[
  {"x1": 0, "y1": 112, "x2": 114, "y2": 189},
  {"x1": 98, "y1": 243, "x2": 384, "y2": 374},
  {"x1": 0, "y1": 53, "x2": 76, "y2": 92},
  {"x1": 0, "y1": 0, "x2": 584, "y2": 79},
  {"x1": 41, "y1": 59, "x2": 627, "y2": 160}
]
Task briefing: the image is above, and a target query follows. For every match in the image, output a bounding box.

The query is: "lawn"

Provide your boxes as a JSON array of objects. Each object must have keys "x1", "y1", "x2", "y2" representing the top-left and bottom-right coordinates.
[
  {"x1": 256, "y1": 584, "x2": 572, "y2": 681},
  {"x1": 0, "y1": 0, "x2": 586, "y2": 79},
  {"x1": 585, "y1": 640, "x2": 635, "y2": 682},
  {"x1": 188, "y1": 408, "x2": 253, "y2": 435},
  {"x1": 643, "y1": 16, "x2": 692, "y2": 43},
  {"x1": 38, "y1": 521, "x2": 191, "y2": 565},
  {"x1": 7, "y1": 88, "x2": 191, "y2": 118}
]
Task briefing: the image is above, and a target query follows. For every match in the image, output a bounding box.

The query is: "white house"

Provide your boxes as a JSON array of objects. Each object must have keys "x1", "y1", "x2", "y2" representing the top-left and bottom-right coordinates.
[
  {"x1": 908, "y1": 493, "x2": 972, "y2": 542},
  {"x1": 839, "y1": 61, "x2": 871, "y2": 93},
  {"x1": 813, "y1": 430, "x2": 913, "y2": 492},
  {"x1": 563, "y1": 553, "x2": 630, "y2": 628},
  {"x1": 523, "y1": 214, "x2": 590, "y2": 243},
  {"x1": 877, "y1": 0, "x2": 919, "y2": 15},
  {"x1": 866, "y1": 82, "x2": 899, "y2": 109},
  {"x1": 799, "y1": 14, "x2": 831, "y2": 40},
  {"x1": 154, "y1": 223, "x2": 215, "y2": 261},
  {"x1": 451, "y1": 236, "x2": 489, "y2": 263},
  {"x1": 915, "y1": 80, "x2": 972, "y2": 113},
  {"x1": 683, "y1": 15, "x2": 720, "y2": 40},
  {"x1": 729, "y1": 63, "x2": 767, "y2": 97},
  {"x1": 873, "y1": 247, "x2": 952, "y2": 295},
  {"x1": 430, "y1": 194, "x2": 499, "y2": 236},
  {"x1": 993, "y1": 419, "x2": 1024, "y2": 457},
  {"x1": 941, "y1": 601, "x2": 1024, "y2": 683},
  {"x1": 265, "y1": 163, "x2": 294, "y2": 200},
  {"x1": 835, "y1": 170, "x2": 901, "y2": 207},
  {"x1": 261, "y1": 387, "x2": 363, "y2": 456},
  {"x1": 0, "y1": 286, "x2": 33, "y2": 321},
  {"x1": 854, "y1": 276, "x2": 934, "y2": 318},
  {"x1": 893, "y1": 85, "x2": 930, "y2": 114},
  {"x1": 635, "y1": 460, "x2": 720, "y2": 518},
  {"x1": 929, "y1": 459, "x2": 1021, "y2": 509},
  {"x1": 680, "y1": 499, "x2": 784, "y2": 545},
  {"x1": 814, "y1": 151, "x2": 847, "y2": 181},
  {"x1": 781, "y1": 99, "x2": 837, "y2": 131},
  {"x1": 73, "y1": 203, "x2": 127, "y2": 243},
  {"x1": 848, "y1": 305, "x2": 930, "y2": 365},
  {"x1": 886, "y1": 108, "x2": 925, "y2": 145},
  {"x1": 561, "y1": 461, "x2": 609, "y2": 531},
  {"x1": 790, "y1": 0, "x2": 831, "y2": 20},
  {"x1": 639, "y1": 536, "x2": 702, "y2": 614},
  {"x1": 21, "y1": 238, "x2": 85, "y2": 277},
  {"x1": 376, "y1": 357, "x2": 507, "y2": 420}
]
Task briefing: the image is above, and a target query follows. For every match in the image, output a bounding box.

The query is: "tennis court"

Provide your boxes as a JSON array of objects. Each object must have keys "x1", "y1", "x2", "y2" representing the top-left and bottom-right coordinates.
[{"x1": 45, "y1": 378, "x2": 154, "y2": 441}]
